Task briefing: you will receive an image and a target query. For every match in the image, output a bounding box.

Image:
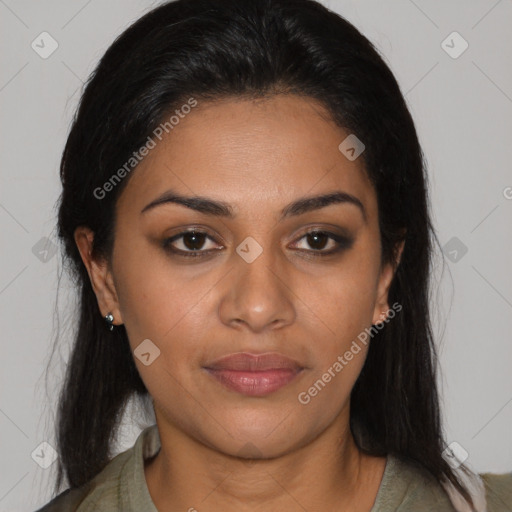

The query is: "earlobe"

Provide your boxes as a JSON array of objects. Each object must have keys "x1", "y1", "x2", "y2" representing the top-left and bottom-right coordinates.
[{"x1": 73, "y1": 226, "x2": 123, "y2": 325}]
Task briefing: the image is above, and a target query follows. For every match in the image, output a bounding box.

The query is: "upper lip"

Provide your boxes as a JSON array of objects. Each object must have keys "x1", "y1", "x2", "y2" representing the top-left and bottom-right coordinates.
[{"x1": 203, "y1": 352, "x2": 303, "y2": 371}]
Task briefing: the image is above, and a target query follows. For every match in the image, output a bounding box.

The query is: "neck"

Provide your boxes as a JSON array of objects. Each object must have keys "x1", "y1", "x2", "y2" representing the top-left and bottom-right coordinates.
[{"x1": 144, "y1": 409, "x2": 386, "y2": 511}]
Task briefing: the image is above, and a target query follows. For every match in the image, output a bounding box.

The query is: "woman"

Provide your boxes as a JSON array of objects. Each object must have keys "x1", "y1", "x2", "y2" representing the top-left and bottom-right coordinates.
[{"x1": 36, "y1": 0, "x2": 511, "y2": 510}]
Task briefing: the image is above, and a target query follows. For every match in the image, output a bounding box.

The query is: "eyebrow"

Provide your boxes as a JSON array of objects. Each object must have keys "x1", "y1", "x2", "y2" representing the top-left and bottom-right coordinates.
[{"x1": 140, "y1": 189, "x2": 367, "y2": 223}]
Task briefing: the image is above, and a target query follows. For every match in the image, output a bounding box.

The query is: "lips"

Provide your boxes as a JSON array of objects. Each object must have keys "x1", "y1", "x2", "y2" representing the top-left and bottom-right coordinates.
[
  {"x1": 204, "y1": 352, "x2": 303, "y2": 371},
  {"x1": 203, "y1": 352, "x2": 304, "y2": 397}
]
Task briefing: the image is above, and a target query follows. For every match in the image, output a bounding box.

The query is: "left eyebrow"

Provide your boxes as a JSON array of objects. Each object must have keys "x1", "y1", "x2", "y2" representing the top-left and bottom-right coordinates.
[
  {"x1": 140, "y1": 189, "x2": 367, "y2": 223},
  {"x1": 281, "y1": 191, "x2": 367, "y2": 223}
]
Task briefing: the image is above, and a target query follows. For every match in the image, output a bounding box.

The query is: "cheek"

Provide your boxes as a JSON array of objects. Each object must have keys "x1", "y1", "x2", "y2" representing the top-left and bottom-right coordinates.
[
  {"x1": 305, "y1": 260, "x2": 380, "y2": 343},
  {"x1": 112, "y1": 240, "x2": 210, "y2": 350},
  {"x1": 294, "y1": 333, "x2": 369, "y2": 437},
  {"x1": 296, "y1": 253, "x2": 379, "y2": 401},
  {"x1": 118, "y1": 272, "x2": 210, "y2": 351},
  {"x1": 114, "y1": 261, "x2": 211, "y2": 401}
]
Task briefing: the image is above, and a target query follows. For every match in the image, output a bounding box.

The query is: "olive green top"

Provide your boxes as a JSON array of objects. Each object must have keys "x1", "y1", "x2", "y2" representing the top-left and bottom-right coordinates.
[{"x1": 35, "y1": 424, "x2": 512, "y2": 511}]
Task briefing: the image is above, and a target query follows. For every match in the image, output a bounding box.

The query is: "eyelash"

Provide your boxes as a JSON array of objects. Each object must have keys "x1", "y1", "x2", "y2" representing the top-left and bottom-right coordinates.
[{"x1": 162, "y1": 229, "x2": 354, "y2": 259}]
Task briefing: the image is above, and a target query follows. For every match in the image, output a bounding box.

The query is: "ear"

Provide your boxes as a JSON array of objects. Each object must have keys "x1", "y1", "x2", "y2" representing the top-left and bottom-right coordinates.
[
  {"x1": 372, "y1": 237, "x2": 405, "y2": 325},
  {"x1": 74, "y1": 226, "x2": 124, "y2": 326}
]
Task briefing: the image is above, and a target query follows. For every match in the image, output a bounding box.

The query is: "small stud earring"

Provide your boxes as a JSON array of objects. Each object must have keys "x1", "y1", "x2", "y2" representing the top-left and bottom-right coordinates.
[
  {"x1": 104, "y1": 312, "x2": 114, "y2": 331},
  {"x1": 374, "y1": 311, "x2": 387, "y2": 326}
]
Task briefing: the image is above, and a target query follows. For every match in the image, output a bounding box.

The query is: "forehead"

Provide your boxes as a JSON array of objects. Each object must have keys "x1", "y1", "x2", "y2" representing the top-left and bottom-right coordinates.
[{"x1": 116, "y1": 95, "x2": 377, "y2": 222}]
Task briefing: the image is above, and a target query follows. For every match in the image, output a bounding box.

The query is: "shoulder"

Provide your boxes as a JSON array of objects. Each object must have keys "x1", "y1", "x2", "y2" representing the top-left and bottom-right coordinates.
[
  {"x1": 33, "y1": 424, "x2": 159, "y2": 512},
  {"x1": 34, "y1": 485, "x2": 92, "y2": 512},
  {"x1": 480, "y1": 471, "x2": 512, "y2": 512},
  {"x1": 373, "y1": 455, "x2": 457, "y2": 511},
  {"x1": 33, "y1": 448, "x2": 133, "y2": 512}
]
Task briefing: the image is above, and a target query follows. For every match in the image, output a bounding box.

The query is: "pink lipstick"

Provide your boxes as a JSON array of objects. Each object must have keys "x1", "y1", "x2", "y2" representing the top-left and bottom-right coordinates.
[{"x1": 203, "y1": 352, "x2": 303, "y2": 397}]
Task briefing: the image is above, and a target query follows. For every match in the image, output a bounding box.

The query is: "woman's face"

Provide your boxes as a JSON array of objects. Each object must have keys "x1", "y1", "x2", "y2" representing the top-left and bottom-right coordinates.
[{"x1": 84, "y1": 95, "x2": 399, "y2": 458}]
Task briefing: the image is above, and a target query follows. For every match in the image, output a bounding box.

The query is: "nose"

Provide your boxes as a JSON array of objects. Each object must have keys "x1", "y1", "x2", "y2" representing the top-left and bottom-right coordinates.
[{"x1": 218, "y1": 240, "x2": 296, "y2": 333}]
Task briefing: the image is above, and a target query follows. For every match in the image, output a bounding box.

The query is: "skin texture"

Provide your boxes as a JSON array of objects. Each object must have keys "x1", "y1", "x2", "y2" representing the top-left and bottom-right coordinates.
[{"x1": 75, "y1": 95, "x2": 404, "y2": 511}]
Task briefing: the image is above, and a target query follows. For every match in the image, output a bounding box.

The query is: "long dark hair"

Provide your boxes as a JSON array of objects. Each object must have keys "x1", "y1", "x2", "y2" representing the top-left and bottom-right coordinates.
[{"x1": 48, "y1": 0, "x2": 474, "y2": 506}]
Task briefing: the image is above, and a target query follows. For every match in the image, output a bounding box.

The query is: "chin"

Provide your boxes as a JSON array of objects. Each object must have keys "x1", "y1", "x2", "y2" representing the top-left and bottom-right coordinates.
[{"x1": 202, "y1": 412, "x2": 307, "y2": 459}]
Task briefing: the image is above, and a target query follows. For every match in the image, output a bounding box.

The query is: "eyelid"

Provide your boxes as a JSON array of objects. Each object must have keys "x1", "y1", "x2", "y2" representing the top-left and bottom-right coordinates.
[
  {"x1": 162, "y1": 227, "x2": 223, "y2": 256},
  {"x1": 162, "y1": 226, "x2": 354, "y2": 259},
  {"x1": 288, "y1": 230, "x2": 354, "y2": 255},
  {"x1": 289, "y1": 224, "x2": 353, "y2": 242}
]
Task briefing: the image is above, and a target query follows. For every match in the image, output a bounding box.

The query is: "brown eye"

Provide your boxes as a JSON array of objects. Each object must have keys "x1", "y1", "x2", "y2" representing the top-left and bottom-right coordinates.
[
  {"x1": 181, "y1": 231, "x2": 207, "y2": 250},
  {"x1": 293, "y1": 230, "x2": 354, "y2": 256},
  {"x1": 163, "y1": 230, "x2": 222, "y2": 258},
  {"x1": 305, "y1": 232, "x2": 330, "y2": 250}
]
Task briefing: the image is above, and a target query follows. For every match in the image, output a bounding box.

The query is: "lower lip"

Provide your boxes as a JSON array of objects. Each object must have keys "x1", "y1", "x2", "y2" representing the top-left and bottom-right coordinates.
[{"x1": 204, "y1": 368, "x2": 302, "y2": 396}]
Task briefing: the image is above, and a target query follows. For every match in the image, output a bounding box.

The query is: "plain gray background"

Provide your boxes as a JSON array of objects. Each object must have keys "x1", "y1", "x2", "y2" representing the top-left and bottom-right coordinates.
[{"x1": 1, "y1": 0, "x2": 511, "y2": 510}]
